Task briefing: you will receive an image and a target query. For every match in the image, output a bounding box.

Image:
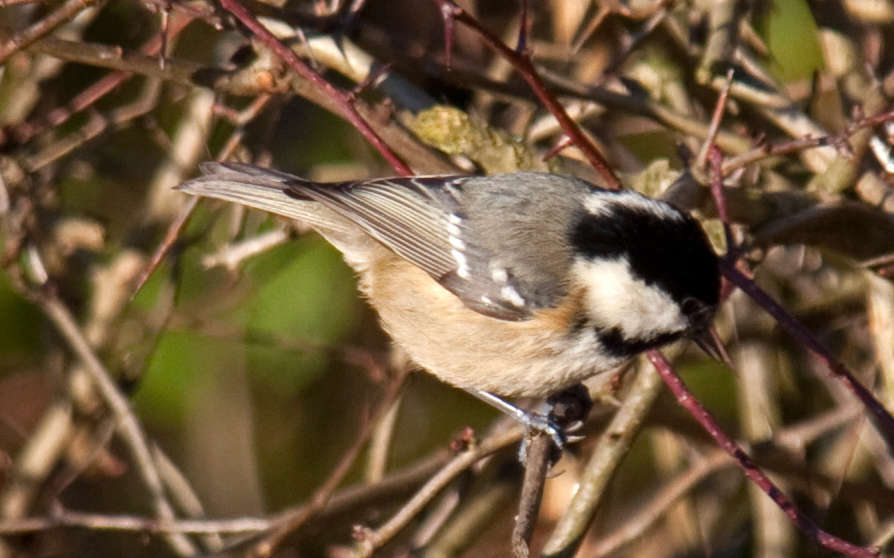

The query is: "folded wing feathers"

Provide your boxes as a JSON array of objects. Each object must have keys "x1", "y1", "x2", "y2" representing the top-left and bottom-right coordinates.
[
  {"x1": 294, "y1": 179, "x2": 462, "y2": 278},
  {"x1": 180, "y1": 166, "x2": 538, "y2": 320}
]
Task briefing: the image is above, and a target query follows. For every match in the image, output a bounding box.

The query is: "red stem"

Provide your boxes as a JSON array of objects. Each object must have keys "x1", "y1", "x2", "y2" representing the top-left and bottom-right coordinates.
[
  {"x1": 217, "y1": 0, "x2": 412, "y2": 176},
  {"x1": 721, "y1": 260, "x2": 894, "y2": 456},
  {"x1": 647, "y1": 349, "x2": 878, "y2": 558},
  {"x1": 432, "y1": 0, "x2": 621, "y2": 190}
]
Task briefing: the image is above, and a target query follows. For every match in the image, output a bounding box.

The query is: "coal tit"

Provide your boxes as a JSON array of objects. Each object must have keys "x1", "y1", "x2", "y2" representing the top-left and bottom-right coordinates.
[{"x1": 177, "y1": 164, "x2": 721, "y2": 437}]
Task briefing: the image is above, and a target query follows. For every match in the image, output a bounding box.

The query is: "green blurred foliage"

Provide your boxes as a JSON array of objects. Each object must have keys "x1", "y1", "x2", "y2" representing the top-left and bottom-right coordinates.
[
  {"x1": 237, "y1": 237, "x2": 359, "y2": 393},
  {"x1": 0, "y1": 271, "x2": 44, "y2": 371},
  {"x1": 756, "y1": 0, "x2": 824, "y2": 82}
]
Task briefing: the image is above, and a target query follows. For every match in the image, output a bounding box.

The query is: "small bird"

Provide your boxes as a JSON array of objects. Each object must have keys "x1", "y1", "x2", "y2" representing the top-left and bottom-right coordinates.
[{"x1": 177, "y1": 164, "x2": 721, "y2": 441}]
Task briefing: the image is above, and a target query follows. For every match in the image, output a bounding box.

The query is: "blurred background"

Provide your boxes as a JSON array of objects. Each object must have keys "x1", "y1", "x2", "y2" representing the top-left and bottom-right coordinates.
[{"x1": 1, "y1": 0, "x2": 894, "y2": 556}]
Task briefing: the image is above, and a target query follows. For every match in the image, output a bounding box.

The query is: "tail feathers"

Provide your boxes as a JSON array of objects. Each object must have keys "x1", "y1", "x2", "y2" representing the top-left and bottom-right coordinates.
[
  {"x1": 195, "y1": 162, "x2": 308, "y2": 187},
  {"x1": 176, "y1": 163, "x2": 350, "y2": 234}
]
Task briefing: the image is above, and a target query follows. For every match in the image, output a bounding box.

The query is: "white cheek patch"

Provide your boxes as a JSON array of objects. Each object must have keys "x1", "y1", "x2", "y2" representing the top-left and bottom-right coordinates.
[{"x1": 574, "y1": 257, "x2": 687, "y2": 339}]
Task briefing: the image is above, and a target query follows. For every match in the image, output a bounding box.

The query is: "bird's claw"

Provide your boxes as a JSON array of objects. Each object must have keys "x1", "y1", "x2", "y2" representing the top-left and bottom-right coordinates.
[{"x1": 517, "y1": 412, "x2": 576, "y2": 462}]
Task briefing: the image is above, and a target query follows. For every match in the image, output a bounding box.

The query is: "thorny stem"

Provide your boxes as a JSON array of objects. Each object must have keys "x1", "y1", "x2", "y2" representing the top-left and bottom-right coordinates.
[
  {"x1": 722, "y1": 109, "x2": 894, "y2": 174},
  {"x1": 721, "y1": 260, "x2": 894, "y2": 457},
  {"x1": 708, "y1": 146, "x2": 735, "y2": 252},
  {"x1": 216, "y1": 0, "x2": 412, "y2": 176},
  {"x1": 646, "y1": 350, "x2": 878, "y2": 558},
  {"x1": 432, "y1": 0, "x2": 621, "y2": 190}
]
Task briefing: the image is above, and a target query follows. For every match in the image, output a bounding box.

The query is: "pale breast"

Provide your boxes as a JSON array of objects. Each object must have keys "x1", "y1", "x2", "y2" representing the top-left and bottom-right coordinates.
[{"x1": 362, "y1": 253, "x2": 623, "y2": 397}]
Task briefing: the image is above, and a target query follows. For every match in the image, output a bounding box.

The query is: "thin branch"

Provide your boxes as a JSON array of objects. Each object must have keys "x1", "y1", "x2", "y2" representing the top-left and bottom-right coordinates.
[
  {"x1": 722, "y1": 109, "x2": 894, "y2": 174},
  {"x1": 131, "y1": 196, "x2": 197, "y2": 299},
  {"x1": 354, "y1": 428, "x2": 522, "y2": 556},
  {"x1": 592, "y1": 401, "x2": 863, "y2": 558},
  {"x1": 432, "y1": 0, "x2": 621, "y2": 189},
  {"x1": 512, "y1": 432, "x2": 550, "y2": 558},
  {"x1": 721, "y1": 261, "x2": 894, "y2": 457},
  {"x1": 365, "y1": 395, "x2": 402, "y2": 484},
  {"x1": 199, "y1": 228, "x2": 290, "y2": 271},
  {"x1": 217, "y1": 0, "x2": 411, "y2": 175},
  {"x1": 0, "y1": 507, "x2": 271, "y2": 535},
  {"x1": 1, "y1": 12, "x2": 193, "y2": 147},
  {"x1": 708, "y1": 146, "x2": 735, "y2": 253},
  {"x1": 594, "y1": 5, "x2": 668, "y2": 79},
  {"x1": 695, "y1": 68, "x2": 735, "y2": 171},
  {"x1": 132, "y1": 104, "x2": 265, "y2": 299},
  {"x1": 254, "y1": 368, "x2": 409, "y2": 556},
  {"x1": 0, "y1": 0, "x2": 102, "y2": 63},
  {"x1": 591, "y1": 451, "x2": 731, "y2": 557},
  {"x1": 646, "y1": 349, "x2": 877, "y2": 558},
  {"x1": 542, "y1": 364, "x2": 665, "y2": 556},
  {"x1": 17, "y1": 250, "x2": 197, "y2": 556},
  {"x1": 0, "y1": 0, "x2": 45, "y2": 6}
]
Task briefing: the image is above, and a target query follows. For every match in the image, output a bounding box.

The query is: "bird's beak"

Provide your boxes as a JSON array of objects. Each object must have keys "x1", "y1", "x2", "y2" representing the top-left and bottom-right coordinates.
[{"x1": 692, "y1": 327, "x2": 732, "y2": 367}]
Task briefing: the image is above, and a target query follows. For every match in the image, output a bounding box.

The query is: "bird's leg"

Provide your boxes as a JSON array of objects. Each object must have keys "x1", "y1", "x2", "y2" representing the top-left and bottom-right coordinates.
[{"x1": 464, "y1": 386, "x2": 592, "y2": 451}]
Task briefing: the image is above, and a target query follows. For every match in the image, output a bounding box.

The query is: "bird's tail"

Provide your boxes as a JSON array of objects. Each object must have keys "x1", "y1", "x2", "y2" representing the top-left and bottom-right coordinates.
[{"x1": 176, "y1": 162, "x2": 353, "y2": 236}]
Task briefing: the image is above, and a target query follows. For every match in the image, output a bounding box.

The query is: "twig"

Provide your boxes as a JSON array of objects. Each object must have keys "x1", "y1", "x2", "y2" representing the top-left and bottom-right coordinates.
[
  {"x1": 721, "y1": 260, "x2": 894, "y2": 457},
  {"x1": 131, "y1": 196, "x2": 198, "y2": 299},
  {"x1": 149, "y1": 445, "x2": 224, "y2": 552},
  {"x1": 365, "y1": 394, "x2": 402, "y2": 483},
  {"x1": 432, "y1": 0, "x2": 621, "y2": 190},
  {"x1": 591, "y1": 402, "x2": 862, "y2": 557},
  {"x1": 570, "y1": 3, "x2": 610, "y2": 54},
  {"x1": 592, "y1": 4, "x2": 668, "y2": 81},
  {"x1": 512, "y1": 432, "x2": 550, "y2": 558},
  {"x1": 410, "y1": 488, "x2": 462, "y2": 549},
  {"x1": 132, "y1": 109, "x2": 254, "y2": 300},
  {"x1": 591, "y1": 451, "x2": 731, "y2": 557},
  {"x1": 721, "y1": 109, "x2": 894, "y2": 174},
  {"x1": 217, "y1": 0, "x2": 411, "y2": 176},
  {"x1": 24, "y1": 110, "x2": 107, "y2": 172},
  {"x1": 708, "y1": 146, "x2": 735, "y2": 253},
  {"x1": 542, "y1": 363, "x2": 664, "y2": 556},
  {"x1": 354, "y1": 428, "x2": 522, "y2": 557},
  {"x1": 212, "y1": 93, "x2": 272, "y2": 125},
  {"x1": 0, "y1": 0, "x2": 44, "y2": 6},
  {"x1": 695, "y1": 68, "x2": 735, "y2": 171},
  {"x1": 7, "y1": 19, "x2": 454, "y2": 173},
  {"x1": 0, "y1": 507, "x2": 271, "y2": 535},
  {"x1": 17, "y1": 250, "x2": 197, "y2": 556},
  {"x1": 0, "y1": 404, "x2": 74, "y2": 519},
  {"x1": 735, "y1": 340, "x2": 794, "y2": 557},
  {"x1": 200, "y1": 228, "x2": 290, "y2": 271},
  {"x1": 695, "y1": 0, "x2": 738, "y2": 85},
  {"x1": 1, "y1": 12, "x2": 193, "y2": 147},
  {"x1": 253, "y1": 369, "x2": 408, "y2": 557},
  {"x1": 0, "y1": 0, "x2": 102, "y2": 64},
  {"x1": 422, "y1": 473, "x2": 516, "y2": 556},
  {"x1": 646, "y1": 349, "x2": 877, "y2": 558}
]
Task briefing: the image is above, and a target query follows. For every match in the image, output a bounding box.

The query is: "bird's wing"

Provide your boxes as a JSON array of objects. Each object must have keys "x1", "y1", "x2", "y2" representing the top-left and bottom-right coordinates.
[
  {"x1": 284, "y1": 172, "x2": 548, "y2": 321},
  {"x1": 181, "y1": 163, "x2": 569, "y2": 321}
]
